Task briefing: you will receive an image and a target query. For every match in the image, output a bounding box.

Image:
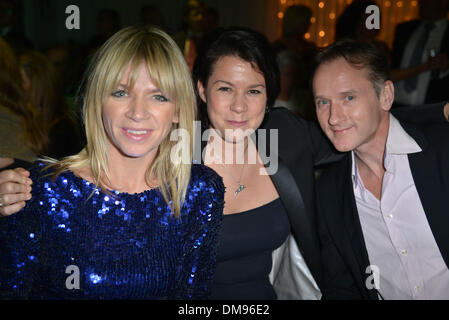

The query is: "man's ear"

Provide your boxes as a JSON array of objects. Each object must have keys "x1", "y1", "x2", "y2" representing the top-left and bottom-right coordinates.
[
  {"x1": 380, "y1": 80, "x2": 394, "y2": 112},
  {"x1": 197, "y1": 80, "x2": 207, "y2": 103}
]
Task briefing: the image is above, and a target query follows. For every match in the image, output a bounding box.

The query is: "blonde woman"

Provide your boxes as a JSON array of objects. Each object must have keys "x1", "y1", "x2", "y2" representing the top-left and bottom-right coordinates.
[{"x1": 0, "y1": 26, "x2": 224, "y2": 299}]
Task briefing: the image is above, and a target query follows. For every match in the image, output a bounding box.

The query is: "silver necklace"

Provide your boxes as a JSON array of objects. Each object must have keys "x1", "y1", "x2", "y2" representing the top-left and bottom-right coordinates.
[{"x1": 219, "y1": 162, "x2": 246, "y2": 197}]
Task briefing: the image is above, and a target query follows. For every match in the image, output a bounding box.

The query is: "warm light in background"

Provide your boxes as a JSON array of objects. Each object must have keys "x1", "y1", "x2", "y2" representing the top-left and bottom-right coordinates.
[
  {"x1": 278, "y1": 12, "x2": 284, "y2": 19},
  {"x1": 277, "y1": 0, "x2": 421, "y2": 48}
]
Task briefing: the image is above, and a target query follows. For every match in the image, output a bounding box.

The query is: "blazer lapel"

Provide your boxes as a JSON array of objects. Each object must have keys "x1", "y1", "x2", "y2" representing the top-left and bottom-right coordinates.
[
  {"x1": 403, "y1": 123, "x2": 449, "y2": 268},
  {"x1": 332, "y1": 155, "x2": 375, "y2": 298},
  {"x1": 269, "y1": 155, "x2": 323, "y2": 285}
]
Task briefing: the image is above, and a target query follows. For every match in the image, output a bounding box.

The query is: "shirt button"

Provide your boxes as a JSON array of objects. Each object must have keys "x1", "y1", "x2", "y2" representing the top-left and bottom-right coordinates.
[
  {"x1": 414, "y1": 286, "x2": 421, "y2": 293},
  {"x1": 387, "y1": 214, "x2": 393, "y2": 219},
  {"x1": 401, "y1": 249, "x2": 408, "y2": 255}
]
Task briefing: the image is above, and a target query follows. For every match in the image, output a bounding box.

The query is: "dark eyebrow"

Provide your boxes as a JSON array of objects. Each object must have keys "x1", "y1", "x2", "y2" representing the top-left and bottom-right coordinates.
[
  {"x1": 212, "y1": 80, "x2": 265, "y2": 88},
  {"x1": 248, "y1": 84, "x2": 266, "y2": 89},
  {"x1": 213, "y1": 80, "x2": 234, "y2": 86}
]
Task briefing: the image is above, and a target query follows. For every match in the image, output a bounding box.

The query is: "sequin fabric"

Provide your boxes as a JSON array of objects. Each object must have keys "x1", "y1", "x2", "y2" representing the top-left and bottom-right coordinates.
[{"x1": 0, "y1": 162, "x2": 224, "y2": 299}]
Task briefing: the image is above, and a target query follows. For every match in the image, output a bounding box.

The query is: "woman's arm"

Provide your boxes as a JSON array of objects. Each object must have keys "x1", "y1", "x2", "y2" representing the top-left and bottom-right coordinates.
[
  {"x1": 173, "y1": 168, "x2": 224, "y2": 299},
  {"x1": 391, "y1": 101, "x2": 449, "y2": 124}
]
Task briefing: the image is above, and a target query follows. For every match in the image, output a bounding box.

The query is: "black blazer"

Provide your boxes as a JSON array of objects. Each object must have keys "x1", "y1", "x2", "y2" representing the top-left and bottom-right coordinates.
[
  {"x1": 199, "y1": 104, "x2": 448, "y2": 292},
  {"x1": 392, "y1": 19, "x2": 449, "y2": 104},
  {"x1": 316, "y1": 119, "x2": 449, "y2": 299}
]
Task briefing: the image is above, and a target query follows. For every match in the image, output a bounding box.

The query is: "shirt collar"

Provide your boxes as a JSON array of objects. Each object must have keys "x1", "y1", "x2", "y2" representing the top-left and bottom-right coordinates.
[
  {"x1": 351, "y1": 113, "x2": 421, "y2": 185},
  {"x1": 385, "y1": 114, "x2": 422, "y2": 155}
]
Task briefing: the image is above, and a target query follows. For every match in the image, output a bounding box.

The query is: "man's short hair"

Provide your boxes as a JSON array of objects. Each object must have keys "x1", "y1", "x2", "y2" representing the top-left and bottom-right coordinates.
[{"x1": 313, "y1": 39, "x2": 390, "y2": 97}]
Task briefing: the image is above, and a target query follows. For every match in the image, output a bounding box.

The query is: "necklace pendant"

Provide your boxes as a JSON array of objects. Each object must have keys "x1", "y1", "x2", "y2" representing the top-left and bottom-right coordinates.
[{"x1": 234, "y1": 184, "x2": 246, "y2": 197}]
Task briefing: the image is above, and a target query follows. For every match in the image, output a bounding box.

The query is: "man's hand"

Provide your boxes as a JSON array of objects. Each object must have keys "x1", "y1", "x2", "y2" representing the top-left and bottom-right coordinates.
[
  {"x1": 0, "y1": 168, "x2": 32, "y2": 217},
  {"x1": 426, "y1": 53, "x2": 449, "y2": 71}
]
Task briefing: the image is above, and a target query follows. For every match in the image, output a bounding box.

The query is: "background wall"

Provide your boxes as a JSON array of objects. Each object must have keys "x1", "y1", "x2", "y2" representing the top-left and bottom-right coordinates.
[
  {"x1": 21, "y1": 0, "x2": 449, "y2": 50},
  {"x1": 22, "y1": 0, "x2": 280, "y2": 49}
]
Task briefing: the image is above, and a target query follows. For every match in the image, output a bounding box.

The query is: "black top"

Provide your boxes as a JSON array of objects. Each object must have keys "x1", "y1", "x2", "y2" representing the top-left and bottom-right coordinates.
[{"x1": 210, "y1": 198, "x2": 290, "y2": 300}]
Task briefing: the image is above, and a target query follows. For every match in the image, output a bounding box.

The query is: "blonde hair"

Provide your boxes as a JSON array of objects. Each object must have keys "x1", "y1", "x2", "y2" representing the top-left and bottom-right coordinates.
[{"x1": 48, "y1": 25, "x2": 196, "y2": 217}]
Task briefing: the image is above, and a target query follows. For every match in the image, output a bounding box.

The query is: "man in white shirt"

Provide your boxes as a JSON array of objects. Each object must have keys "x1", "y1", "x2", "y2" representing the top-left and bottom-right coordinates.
[{"x1": 313, "y1": 39, "x2": 449, "y2": 299}]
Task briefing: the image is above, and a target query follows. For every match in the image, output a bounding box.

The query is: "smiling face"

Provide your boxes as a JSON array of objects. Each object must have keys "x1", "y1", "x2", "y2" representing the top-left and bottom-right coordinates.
[
  {"x1": 313, "y1": 57, "x2": 392, "y2": 153},
  {"x1": 198, "y1": 55, "x2": 267, "y2": 143},
  {"x1": 102, "y1": 61, "x2": 178, "y2": 162}
]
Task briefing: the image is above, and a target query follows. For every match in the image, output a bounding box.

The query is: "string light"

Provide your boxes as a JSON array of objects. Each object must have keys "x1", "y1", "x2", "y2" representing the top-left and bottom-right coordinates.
[{"x1": 277, "y1": 0, "x2": 419, "y2": 48}]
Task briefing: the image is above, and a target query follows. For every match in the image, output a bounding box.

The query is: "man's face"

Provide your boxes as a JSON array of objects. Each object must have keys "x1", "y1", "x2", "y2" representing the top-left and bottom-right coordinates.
[{"x1": 312, "y1": 57, "x2": 392, "y2": 153}]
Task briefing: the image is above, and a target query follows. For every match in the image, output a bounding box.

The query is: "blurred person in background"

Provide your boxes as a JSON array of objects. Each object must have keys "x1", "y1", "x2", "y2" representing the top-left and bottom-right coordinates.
[
  {"x1": 392, "y1": 0, "x2": 449, "y2": 106},
  {"x1": 20, "y1": 51, "x2": 83, "y2": 159},
  {"x1": 273, "y1": 49, "x2": 315, "y2": 120},
  {"x1": 272, "y1": 5, "x2": 317, "y2": 67},
  {"x1": 0, "y1": 0, "x2": 32, "y2": 55},
  {"x1": 173, "y1": 0, "x2": 206, "y2": 72},
  {"x1": 87, "y1": 9, "x2": 122, "y2": 56},
  {"x1": 0, "y1": 37, "x2": 46, "y2": 170},
  {"x1": 335, "y1": 0, "x2": 390, "y2": 60}
]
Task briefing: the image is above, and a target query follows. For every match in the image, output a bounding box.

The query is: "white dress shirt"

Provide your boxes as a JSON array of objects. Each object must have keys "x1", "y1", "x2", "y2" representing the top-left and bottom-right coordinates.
[{"x1": 352, "y1": 114, "x2": 449, "y2": 299}]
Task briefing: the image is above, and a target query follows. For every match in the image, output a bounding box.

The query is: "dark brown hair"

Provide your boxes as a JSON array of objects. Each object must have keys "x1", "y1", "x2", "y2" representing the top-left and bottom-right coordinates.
[{"x1": 313, "y1": 38, "x2": 390, "y2": 97}]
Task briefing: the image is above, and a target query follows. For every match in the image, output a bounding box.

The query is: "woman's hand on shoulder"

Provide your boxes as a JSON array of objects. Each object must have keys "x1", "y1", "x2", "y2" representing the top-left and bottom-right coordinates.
[{"x1": 0, "y1": 168, "x2": 32, "y2": 217}]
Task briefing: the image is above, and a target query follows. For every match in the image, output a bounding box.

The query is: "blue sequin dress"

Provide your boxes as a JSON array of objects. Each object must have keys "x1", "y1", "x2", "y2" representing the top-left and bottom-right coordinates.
[{"x1": 0, "y1": 162, "x2": 224, "y2": 300}]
